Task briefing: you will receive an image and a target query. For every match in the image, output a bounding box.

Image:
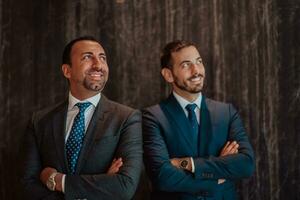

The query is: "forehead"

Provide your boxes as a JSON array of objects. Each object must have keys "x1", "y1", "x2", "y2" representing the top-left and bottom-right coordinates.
[
  {"x1": 71, "y1": 40, "x2": 105, "y2": 55},
  {"x1": 171, "y1": 46, "x2": 200, "y2": 63}
]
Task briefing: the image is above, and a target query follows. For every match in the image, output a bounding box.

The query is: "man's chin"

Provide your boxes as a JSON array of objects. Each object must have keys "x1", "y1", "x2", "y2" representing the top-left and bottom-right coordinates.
[
  {"x1": 189, "y1": 89, "x2": 202, "y2": 94},
  {"x1": 187, "y1": 84, "x2": 203, "y2": 93},
  {"x1": 84, "y1": 82, "x2": 106, "y2": 92},
  {"x1": 189, "y1": 87, "x2": 203, "y2": 94}
]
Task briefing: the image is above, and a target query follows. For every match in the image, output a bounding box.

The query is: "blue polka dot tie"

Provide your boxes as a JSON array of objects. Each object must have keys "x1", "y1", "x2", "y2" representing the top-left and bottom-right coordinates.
[{"x1": 66, "y1": 102, "x2": 91, "y2": 174}]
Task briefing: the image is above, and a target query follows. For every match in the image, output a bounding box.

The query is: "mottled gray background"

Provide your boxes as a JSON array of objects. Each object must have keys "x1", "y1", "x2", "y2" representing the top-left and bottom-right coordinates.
[{"x1": 0, "y1": 0, "x2": 299, "y2": 199}]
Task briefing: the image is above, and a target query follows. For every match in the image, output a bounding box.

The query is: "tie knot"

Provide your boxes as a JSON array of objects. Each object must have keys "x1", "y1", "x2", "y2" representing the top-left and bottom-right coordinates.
[
  {"x1": 76, "y1": 102, "x2": 92, "y2": 112},
  {"x1": 185, "y1": 103, "x2": 197, "y2": 112}
]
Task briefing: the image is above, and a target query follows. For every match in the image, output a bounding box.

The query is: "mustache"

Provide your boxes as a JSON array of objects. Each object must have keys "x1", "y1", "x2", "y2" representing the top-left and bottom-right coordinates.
[
  {"x1": 86, "y1": 68, "x2": 106, "y2": 74},
  {"x1": 188, "y1": 73, "x2": 205, "y2": 80}
]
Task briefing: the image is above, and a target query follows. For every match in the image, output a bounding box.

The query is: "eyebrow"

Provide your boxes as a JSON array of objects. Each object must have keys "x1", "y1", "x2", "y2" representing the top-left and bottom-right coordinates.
[
  {"x1": 81, "y1": 52, "x2": 106, "y2": 56},
  {"x1": 179, "y1": 56, "x2": 202, "y2": 65}
]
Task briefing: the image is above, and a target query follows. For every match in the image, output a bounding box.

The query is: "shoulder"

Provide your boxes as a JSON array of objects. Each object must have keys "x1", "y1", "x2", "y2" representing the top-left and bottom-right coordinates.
[
  {"x1": 205, "y1": 97, "x2": 230, "y2": 108},
  {"x1": 106, "y1": 99, "x2": 135, "y2": 112},
  {"x1": 141, "y1": 103, "x2": 169, "y2": 127},
  {"x1": 31, "y1": 100, "x2": 67, "y2": 123},
  {"x1": 141, "y1": 103, "x2": 163, "y2": 118},
  {"x1": 204, "y1": 97, "x2": 238, "y2": 117},
  {"x1": 142, "y1": 104, "x2": 160, "y2": 113},
  {"x1": 103, "y1": 97, "x2": 141, "y2": 120}
]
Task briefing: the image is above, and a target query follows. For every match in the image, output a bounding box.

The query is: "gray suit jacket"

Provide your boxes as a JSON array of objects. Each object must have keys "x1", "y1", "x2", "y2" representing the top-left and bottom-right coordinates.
[{"x1": 21, "y1": 95, "x2": 143, "y2": 200}]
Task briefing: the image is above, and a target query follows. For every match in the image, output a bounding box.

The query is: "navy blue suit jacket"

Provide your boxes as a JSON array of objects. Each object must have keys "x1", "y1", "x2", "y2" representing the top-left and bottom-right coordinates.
[{"x1": 142, "y1": 94, "x2": 255, "y2": 200}]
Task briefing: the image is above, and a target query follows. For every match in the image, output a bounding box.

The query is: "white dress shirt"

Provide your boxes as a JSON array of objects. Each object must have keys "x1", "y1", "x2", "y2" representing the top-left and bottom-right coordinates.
[
  {"x1": 62, "y1": 92, "x2": 101, "y2": 193},
  {"x1": 65, "y1": 92, "x2": 101, "y2": 142},
  {"x1": 172, "y1": 91, "x2": 203, "y2": 173},
  {"x1": 172, "y1": 91, "x2": 202, "y2": 123}
]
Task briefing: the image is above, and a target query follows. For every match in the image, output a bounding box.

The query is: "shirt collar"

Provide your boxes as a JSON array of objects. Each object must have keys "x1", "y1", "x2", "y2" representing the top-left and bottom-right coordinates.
[
  {"x1": 68, "y1": 92, "x2": 101, "y2": 110},
  {"x1": 173, "y1": 91, "x2": 202, "y2": 110}
]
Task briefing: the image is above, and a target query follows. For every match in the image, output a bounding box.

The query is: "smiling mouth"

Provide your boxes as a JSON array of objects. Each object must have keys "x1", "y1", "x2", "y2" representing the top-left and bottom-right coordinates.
[
  {"x1": 189, "y1": 74, "x2": 204, "y2": 82},
  {"x1": 190, "y1": 77, "x2": 201, "y2": 82},
  {"x1": 87, "y1": 72, "x2": 104, "y2": 80}
]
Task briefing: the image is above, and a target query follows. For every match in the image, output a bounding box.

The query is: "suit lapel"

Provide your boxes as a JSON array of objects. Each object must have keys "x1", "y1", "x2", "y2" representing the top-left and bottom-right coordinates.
[
  {"x1": 75, "y1": 95, "x2": 110, "y2": 173},
  {"x1": 52, "y1": 100, "x2": 69, "y2": 173},
  {"x1": 198, "y1": 96, "x2": 213, "y2": 156},
  {"x1": 161, "y1": 94, "x2": 197, "y2": 155}
]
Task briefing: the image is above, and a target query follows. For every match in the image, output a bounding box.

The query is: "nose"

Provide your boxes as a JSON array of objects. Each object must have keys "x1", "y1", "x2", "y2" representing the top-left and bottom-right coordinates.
[
  {"x1": 191, "y1": 63, "x2": 205, "y2": 75},
  {"x1": 92, "y1": 57, "x2": 103, "y2": 69}
]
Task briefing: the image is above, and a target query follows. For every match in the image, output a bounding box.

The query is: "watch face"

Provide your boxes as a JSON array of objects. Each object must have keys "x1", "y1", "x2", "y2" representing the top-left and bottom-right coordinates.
[{"x1": 180, "y1": 160, "x2": 188, "y2": 168}]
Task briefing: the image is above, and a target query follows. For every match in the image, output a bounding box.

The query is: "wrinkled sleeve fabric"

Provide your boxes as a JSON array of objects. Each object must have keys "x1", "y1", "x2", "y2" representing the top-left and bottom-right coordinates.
[
  {"x1": 142, "y1": 109, "x2": 218, "y2": 194},
  {"x1": 64, "y1": 110, "x2": 143, "y2": 200},
  {"x1": 21, "y1": 110, "x2": 143, "y2": 200},
  {"x1": 21, "y1": 114, "x2": 64, "y2": 200},
  {"x1": 193, "y1": 104, "x2": 255, "y2": 180}
]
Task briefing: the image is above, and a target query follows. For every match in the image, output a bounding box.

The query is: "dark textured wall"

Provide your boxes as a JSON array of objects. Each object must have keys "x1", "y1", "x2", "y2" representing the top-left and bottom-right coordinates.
[{"x1": 0, "y1": 0, "x2": 299, "y2": 199}]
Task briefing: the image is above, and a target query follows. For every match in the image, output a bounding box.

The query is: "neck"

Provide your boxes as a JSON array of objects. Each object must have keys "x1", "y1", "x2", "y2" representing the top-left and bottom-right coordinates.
[
  {"x1": 70, "y1": 87, "x2": 100, "y2": 101},
  {"x1": 173, "y1": 89, "x2": 200, "y2": 102}
]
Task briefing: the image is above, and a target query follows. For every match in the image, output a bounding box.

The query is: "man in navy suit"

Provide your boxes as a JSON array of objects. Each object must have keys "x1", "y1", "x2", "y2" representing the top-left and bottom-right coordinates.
[
  {"x1": 142, "y1": 40, "x2": 255, "y2": 200},
  {"x1": 21, "y1": 36, "x2": 142, "y2": 200}
]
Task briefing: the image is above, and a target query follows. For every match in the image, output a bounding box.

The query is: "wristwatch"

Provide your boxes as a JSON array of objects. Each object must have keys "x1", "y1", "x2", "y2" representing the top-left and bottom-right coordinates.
[
  {"x1": 180, "y1": 159, "x2": 189, "y2": 169},
  {"x1": 46, "y1": 172, "x2": 58, "y2": 191}
]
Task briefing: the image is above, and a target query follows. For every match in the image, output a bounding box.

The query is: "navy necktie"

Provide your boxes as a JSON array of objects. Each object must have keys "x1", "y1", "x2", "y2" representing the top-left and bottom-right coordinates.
[
  {"x1": 185, "y1": 103, "x2": 199, "y2": 136},
  {"x1": 66, "y1": 102, "x2": 91, "y2": 174}
]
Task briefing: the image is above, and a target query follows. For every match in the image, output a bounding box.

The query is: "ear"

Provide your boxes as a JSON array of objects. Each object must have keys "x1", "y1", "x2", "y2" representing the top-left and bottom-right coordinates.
[
  {"x1": 161, "y1": 68, "x2": 174, "y2": 83},
  {"x1": 62, "y1": 64, "x2": 71, "y2": 79}
]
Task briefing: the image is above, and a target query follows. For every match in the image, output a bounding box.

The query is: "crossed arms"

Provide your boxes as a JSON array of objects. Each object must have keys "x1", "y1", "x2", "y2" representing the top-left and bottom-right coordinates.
[
  {"x1": 170, "y1": 140, "x2": 239, "y2": 184},
  {"x1": 21, "y1": 110, "x2": 142, "y2": 200},
  {"x1": 142, "y1": 104, "x2": 255, "y2": 195}
]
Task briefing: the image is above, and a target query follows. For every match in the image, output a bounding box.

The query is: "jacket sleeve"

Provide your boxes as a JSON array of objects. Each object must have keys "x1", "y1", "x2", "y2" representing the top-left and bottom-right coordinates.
[
  {"x1": 21, "y1": 114, "x2": 65, "y2": 200},
  {"x1": 142, "y1": 109, "x2": 218, "y2": 195},
  {"x1": 193, "y1": 104, "x2": 255, "y2": 180},
  {"x1": 64, "y1": 110, "x2": 143, "y2": 200}
]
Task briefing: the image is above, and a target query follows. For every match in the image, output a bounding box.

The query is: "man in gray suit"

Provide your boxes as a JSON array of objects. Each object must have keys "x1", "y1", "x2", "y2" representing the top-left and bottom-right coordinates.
[{"x1": 21, "y1": 36, "x2": 143, "y2": 200}]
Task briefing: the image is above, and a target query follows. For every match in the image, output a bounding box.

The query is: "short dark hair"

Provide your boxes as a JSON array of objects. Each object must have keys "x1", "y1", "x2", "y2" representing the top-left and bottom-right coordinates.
[
  {"x1": 62, "y1": 36, "x2": 100, "y2": 65},
  {"x1": 160, "y1": 40, "x2": 196, "y2": 69}
]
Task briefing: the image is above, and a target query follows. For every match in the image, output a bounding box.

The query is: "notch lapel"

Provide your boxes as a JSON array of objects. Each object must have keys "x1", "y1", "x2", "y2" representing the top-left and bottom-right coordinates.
[
  {"x1": 52, "y1": 100, "x2": 69, "y2": 173},
  {"x1": 161, "y1": 94, "x2": 197, "y2": 155},
  {"x1": 198, "y1": 96, "x2": 213, "y2": 156},
  {"x1": 75, "y1": 95, "x2": 110, "y2": 173}
]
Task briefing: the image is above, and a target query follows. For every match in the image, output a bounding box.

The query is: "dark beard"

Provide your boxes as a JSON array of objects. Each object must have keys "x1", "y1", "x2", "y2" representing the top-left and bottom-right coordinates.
[
  {"x1": 83, "y1": 69, "x2": 107, "y2": 92},
  {"x1": 173, "y1": 75, "x2": 203, "y2": 94},
  {"x1": 174, "y1": 81, "x2": 202, "y2": 93},
  {"x1": 83, "y1": 77, "x2": 106, "y2": 92}
]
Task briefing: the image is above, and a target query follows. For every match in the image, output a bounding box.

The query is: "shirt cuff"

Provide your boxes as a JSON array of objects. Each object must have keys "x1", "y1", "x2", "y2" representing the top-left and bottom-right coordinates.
[
  {"x1": 190, "y1": 157, "x2": 195, "y2": 173},
  {"x1": 61, "y1": 175, "x2": 66, "y2": 193}
]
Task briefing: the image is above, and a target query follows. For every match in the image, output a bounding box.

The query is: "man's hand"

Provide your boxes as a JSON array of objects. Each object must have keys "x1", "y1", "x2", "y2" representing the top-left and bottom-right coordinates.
[
  {"x1": 107, "y1": 158, "x2": 123, "y2": 175},
  {"x1": 218, "y1": 141, "x2": 239, "y2": 184},
  {"x1": 220, "y1": 141, "x2": 239, "y2": 156},
  {"x1": 40, "y1": 167, "x2": 57, "y2": 186},
  {"x1": 170, "y1": 157, "x2": 192, "y2": 172},
  {"x1": 40, "y1": 167, "x2": 64, "y2": 192}
]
